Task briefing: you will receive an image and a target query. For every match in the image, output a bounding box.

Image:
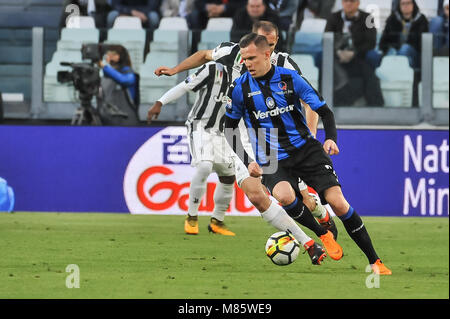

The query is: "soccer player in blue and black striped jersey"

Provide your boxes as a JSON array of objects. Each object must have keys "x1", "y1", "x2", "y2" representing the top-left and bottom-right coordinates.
[{"x1": 225, "y1": 33, "x2": 392, "y2": 275}]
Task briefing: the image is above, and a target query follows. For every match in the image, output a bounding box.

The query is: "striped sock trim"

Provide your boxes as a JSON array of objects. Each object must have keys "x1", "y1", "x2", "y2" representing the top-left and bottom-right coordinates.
[
  {"x1": 338, "y1": 206, "x2": 354, "y2": 221},
  {"x1": 282, "y1": 197, "x2": 299, "y2": 211}
]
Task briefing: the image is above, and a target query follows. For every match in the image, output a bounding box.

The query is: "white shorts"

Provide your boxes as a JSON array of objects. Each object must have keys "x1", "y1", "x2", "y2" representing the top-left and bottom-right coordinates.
[{"x1": 188, "y1": 127, "x2": 235, "y2": 177}]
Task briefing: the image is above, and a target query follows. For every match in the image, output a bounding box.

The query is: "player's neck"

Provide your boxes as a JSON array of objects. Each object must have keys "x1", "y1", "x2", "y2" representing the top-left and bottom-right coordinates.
[{"x1": 255, "y1": 65, "x2": 275, "y2": 81}]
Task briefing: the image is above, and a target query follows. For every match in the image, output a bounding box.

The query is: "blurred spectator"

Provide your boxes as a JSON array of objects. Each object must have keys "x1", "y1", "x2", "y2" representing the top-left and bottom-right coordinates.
[
  {"x1": 187, "y1": 0, "x2": 245, "y2": 30},
  {"x1": 267, "y1": 0, "x2": 300, "y2": 31},
  {"x1": 160, "y1": 0, "x2": 194, "y2": 17},
  {"x1": 438, "y1": 0, "x2": 445, "y2": 16},
  {"x1": 374, "y1": 0, "x2": 429, "y2": 69},
  {"x1": 307, "y1": 0, "x2": 336, "y2": 19},
  {"x1": 430, "y1": 0, "x2": 449, "y2": 56},
  {"x1": 107, "y1": 0, "x2": 162, "y2": 29},
  {"x1": 59, "y1": 0, "x2": 112, "y2": 28},
  {"x1": 325, "y1": 0, "x2": 384, "y2": 106},
  {"x1": 230, "y1": 0, "x2": 280, "y2": 42}
]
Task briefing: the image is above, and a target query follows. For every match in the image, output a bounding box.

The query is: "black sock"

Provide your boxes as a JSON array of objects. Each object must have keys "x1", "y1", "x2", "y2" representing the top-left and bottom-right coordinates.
[
  {"x1": 339, "y1": 207, "x2": 379, "y2": 264},
  {"x1": 283, "y1": 197, "x2": 327, "y2": 237}
]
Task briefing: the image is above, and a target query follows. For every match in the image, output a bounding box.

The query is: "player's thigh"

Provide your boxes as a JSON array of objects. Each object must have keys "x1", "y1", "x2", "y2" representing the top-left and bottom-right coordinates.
[
  {"x1": 294, "y1": 141, "x2": 341, "y2": 204},
  {"x1": 240, "y1": 176, "x2": 271, "y2": 211},
  {"x1": 261, "y1": 166, "x2": 293, "y2": 197},
  {"x1": 189, "y1": 128, "x2": 214, "y2": 166}
]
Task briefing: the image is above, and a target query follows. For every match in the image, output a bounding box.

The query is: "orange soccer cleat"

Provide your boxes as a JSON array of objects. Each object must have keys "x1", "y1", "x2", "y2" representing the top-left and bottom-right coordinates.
[
  {"x1": 372, "y1": 259, "x2": 392, "y2": 275},
  {"x1": 184, "y1": 215, "x2": 199, "y2": 235},
  {"x1": 207, "y1": 218, "x2": 235, "y2": 236},
  {"x1": 319, "y1": 230, "x2": 343, "y2": 261}
]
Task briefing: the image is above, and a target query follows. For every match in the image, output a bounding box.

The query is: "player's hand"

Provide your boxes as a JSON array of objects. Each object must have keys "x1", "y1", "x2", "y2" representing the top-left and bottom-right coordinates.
[
  {"x1": 323, "y1": 139, "x2": 340, "y2": 155},
  {"x1": 147, "y1": 101, "x2": 162, "y2": 124},
  {"x1": 248, "y1": 161, "x2": 263, "y2": 178},
  {"x1": 154, "y1": 66, "x2": 177, "y2": 76}
]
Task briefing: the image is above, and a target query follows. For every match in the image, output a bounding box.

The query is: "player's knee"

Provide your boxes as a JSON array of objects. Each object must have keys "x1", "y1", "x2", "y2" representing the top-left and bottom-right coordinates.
[
  {"x1": 272, "y1": 182, "x2": 296, "y2": 206},
  {"x1": 324, "y1": 187, "x2": 349, "y2": 215},
  {"x1": 195, "y1": 161, "x2": 213, "y2": 181}
]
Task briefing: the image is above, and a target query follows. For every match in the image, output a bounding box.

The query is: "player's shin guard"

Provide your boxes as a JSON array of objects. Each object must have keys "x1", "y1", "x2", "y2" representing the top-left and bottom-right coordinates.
[
  {"x1": 283, "y1": 198, "x2": 327, "y2": 237},
  {"x1": 261, "y1": 201, "x2": 312, "y2": 247},
  {"x1": 211, "y1": 182, "x2": 234, "y2": 222},
  {"x1": 339, "y1": 207, "x2": 379, "y2": 264},
  {"x1": 187, "y1": 161, "x2": 213, "y2": 216}
]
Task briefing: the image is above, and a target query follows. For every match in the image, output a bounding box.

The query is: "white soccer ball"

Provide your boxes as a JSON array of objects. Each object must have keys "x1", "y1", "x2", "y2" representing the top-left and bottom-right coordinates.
[{"x1": 265, "y1": 231, "x2": 300, "y2": 266}]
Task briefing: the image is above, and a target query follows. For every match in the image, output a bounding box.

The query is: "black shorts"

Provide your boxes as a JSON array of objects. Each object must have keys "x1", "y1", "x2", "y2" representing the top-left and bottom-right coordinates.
[{"x1": 261, "y1": 138, "x2": 341, "y2": 204}]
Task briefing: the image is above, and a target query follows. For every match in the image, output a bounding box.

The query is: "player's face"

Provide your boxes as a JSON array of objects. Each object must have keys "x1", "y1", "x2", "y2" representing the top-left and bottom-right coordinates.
[
  {"x1": 240, "y1": 43, "x2": 271, "y2": 78},
  {"x1": 256, "y1": 30, "x2": 278, "y2": 54}
]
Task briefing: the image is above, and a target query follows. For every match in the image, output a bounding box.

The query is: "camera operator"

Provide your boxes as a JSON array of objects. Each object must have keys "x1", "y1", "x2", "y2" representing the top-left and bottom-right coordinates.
[{"x1": 97, "y1": 45, "x2": 140, "y2": 125}]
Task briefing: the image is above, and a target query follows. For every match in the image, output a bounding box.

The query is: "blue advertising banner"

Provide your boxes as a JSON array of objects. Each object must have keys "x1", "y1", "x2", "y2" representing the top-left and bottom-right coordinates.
[{"x1": 0, "y1": 125, "x2": 448, "y2": 216}]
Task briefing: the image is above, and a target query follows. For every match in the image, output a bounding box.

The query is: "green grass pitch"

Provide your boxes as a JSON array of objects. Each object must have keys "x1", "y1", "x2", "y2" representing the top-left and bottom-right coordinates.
[{"x1": 0, "y1": 212, "x2": 448, "y2": 299}]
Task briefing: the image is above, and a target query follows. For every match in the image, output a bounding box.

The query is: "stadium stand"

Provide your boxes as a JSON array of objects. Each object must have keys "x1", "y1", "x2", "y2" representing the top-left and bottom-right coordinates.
[
  {"x1": 43, "y1": 50, "x2": 83, "y2": 102},
  {"x1": 375, "y1": 55, "x2": 414, "y2": 107},
  {"x1": 419, "y1": 57, "x2": 450, "y2": 109},
  {"x1": 198, "y1": 17, "x2": 233, "y2": 50},
  {"x1": 106, "y1": 16, "x2": 146, "y2": 72},
  {"x1": 139, "y1": 16, "x2": 191, "y2": 118},
  {"x1": 432, "y1": 57, "x2": 449, "y2": 109},
  {"x1": 291, "y1": 18, "x2": 327, "y2": 56},
  {"x1": 290, "y1": 54, "x2": 319, "y2": 90},
  {"x1": 0, "y1": 0, "x2": 62, "y2": 28}
]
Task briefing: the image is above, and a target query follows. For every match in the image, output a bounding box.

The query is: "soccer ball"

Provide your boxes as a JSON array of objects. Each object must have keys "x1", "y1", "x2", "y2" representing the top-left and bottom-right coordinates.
[{"x1": 265, "y1": 231, "x2": 300, "y2": 266}]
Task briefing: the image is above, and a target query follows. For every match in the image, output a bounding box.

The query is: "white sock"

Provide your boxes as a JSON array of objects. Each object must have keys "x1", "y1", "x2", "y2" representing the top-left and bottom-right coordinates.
[
  {"x1": 261, "y1": 201, "x2": 312, "y2": 247},
  {"x1": 212, "y1": 182, "x2": 234, "y2": 222},
  {"x1": 187, "y1": 161, "x2": 213, "y2": 216},
  {"x1": 310, "y1": 193, "x2": 328, "y2": 219}
]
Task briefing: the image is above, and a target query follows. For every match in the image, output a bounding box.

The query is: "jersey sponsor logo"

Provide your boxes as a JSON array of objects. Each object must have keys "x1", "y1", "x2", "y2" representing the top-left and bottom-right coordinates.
[
  {"x1": 275, "y1": 89, "x2": 293, "y2": 95},
  {"x1": 265, "y1": 97, "x2": 275, "y2": 109},
  {"x1": 247, "y1": 90, "x2": 261, "y2": 97},
  {"x1": 253, "y1": 105, "x2": 294, "y2": 120}
]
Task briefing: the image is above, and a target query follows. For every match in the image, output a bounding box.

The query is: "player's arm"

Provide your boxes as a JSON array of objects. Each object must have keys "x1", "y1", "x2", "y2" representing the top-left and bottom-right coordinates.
[
  {"x1": 147, "y1": 81, "x2": 189, "y2": 123},
  {"x1": 154, "y1": 49, "x2": 213, "y2": 76},
  {"x1": 303, "y1": 101, "x2": 319, "y2": 138},
  {"x1": 148, "y1": 65, "x2": 211, "y2": 123},
  {"x1": 293, "y1": 72, "x2": 339, "y2": 155}
]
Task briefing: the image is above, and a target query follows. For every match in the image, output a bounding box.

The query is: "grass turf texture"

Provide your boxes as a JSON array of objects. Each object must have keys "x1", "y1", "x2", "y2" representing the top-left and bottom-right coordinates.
[{"x1": 0, "y1": 213, "x2": 448, "y2": 299}]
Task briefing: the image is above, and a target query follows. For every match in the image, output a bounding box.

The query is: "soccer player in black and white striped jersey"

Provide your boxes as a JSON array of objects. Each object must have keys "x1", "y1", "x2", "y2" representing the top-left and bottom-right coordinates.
[
  {"x1": 148, "y1": 62, "x2": 237, "y2": 236},
  {"x1": 154, "y1": 22, "x2": 341, "y2": 263}
]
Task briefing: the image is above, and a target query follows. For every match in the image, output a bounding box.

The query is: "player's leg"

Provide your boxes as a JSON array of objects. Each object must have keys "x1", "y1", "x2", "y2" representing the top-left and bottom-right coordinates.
[
  {"x1": 323, "y1": 186, "x2": 392, "y2": 275},
  {"x1": 270, "y1": 180, "x2": 343, "y2": 261},
  {"x1": 185, "y1": 160, "x2": 213, "y2": 234},
  {"x1": 297, "y1": 181, "x2": 338, "y2": 240},
  {"x1": 239, "y1": 176, "x2": 326, "y2": 265},
  {"x1": 235, "y1": 158, "x2": 326, "y2": 265},
  {"x1": 207, "y1": 174, "x2": 236, "y2": 236},
  {"x1": 185, "y1": 125, "x2": 214, "y2": 234}
]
